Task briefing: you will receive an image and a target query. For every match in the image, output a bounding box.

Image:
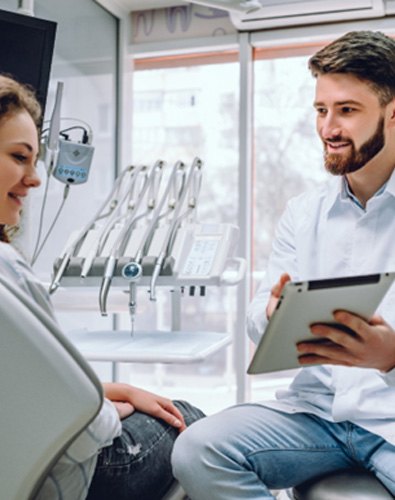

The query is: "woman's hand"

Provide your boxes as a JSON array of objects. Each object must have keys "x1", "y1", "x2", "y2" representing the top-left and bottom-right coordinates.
[
  {"x1": 266, "y1": 273, "x2": 291, "y2": 319},
  {"x1": 112, "y1": 401, "x2": 135, "y2": 420},
  {"x1": 297, "y1": 311, "x2": 395, "y2": 372},
  {"x1": 103, "y1": 383, "x2": 186, "y2": 431}
]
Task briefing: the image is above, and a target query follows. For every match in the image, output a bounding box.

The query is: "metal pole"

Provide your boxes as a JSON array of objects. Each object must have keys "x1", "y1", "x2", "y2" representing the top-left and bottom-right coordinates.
[
  {"x1": 17, "y1": 0, "x2": 34, "y2": 16},
  {"x1": 235, "y1": 31, "x2": 253, "y2": 403}
]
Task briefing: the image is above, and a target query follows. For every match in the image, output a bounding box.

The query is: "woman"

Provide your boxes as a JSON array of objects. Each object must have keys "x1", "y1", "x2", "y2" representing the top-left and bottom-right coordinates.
[{"x1": 0, "y1": 74, "x2": 204, "y2": 500}]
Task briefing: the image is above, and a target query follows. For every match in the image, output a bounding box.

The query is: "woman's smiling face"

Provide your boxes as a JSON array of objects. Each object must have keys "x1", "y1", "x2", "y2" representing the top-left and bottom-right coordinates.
[{"x1": 0, "y1": 110, "x2": 40, "y2": 226}]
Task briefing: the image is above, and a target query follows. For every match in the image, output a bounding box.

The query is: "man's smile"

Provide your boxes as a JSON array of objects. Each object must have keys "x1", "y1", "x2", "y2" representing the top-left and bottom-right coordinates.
[{"x1": 325, "y1": 140, "x2": 351, "y2": 153}]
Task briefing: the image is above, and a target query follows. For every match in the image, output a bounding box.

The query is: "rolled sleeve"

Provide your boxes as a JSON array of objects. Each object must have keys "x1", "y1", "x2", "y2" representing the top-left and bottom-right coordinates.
[
  {"x1": 67, "y1": 399, "x2": 122, "y2": 462},
  {"x1": 247, "y1": 200, "x2": 299, "y2": 345}
]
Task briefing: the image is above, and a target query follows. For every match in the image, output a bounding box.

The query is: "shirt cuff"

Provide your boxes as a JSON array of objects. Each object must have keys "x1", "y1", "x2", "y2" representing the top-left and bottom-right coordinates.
[
  {"x1": 379, "y1": 366, "x2": 395, "y2": 386},
  {"x1": 246, "y1": 314, "x2": 268, "y2": 345}
]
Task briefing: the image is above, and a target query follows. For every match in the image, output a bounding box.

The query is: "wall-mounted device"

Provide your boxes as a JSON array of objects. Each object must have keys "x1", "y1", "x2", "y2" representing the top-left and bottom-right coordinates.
[
  {"x1": 41, "y1": 81, "x2": 94, "y2": 186},
  {"x1": 31, "y1": 80, "x2": 95, "y2": 265},
  {"x1": 53, "y1": 139, "x2": 94, "y2": 185}
]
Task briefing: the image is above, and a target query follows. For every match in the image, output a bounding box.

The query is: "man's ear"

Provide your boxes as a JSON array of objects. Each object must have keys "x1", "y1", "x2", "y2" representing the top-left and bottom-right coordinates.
[{"x1": 387, "y1": 98, "x2": 395, "y2": 126}]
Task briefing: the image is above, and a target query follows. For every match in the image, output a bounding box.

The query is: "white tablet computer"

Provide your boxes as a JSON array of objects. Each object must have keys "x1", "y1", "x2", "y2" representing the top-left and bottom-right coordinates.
[{"x1": 247, "y1": 272, "x2": 395, "y2": 375}]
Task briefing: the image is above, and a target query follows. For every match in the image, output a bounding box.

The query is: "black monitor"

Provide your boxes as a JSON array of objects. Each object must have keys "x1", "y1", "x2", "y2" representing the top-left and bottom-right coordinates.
[{"x1": 0, "y1": 9, "x2": 57, "y2": 118}]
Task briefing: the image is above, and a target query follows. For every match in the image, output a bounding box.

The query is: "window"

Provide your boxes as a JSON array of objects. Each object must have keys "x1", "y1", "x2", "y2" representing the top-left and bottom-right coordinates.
[
  {"x1": 251, "y1": 46, "x2": 330, "y2": 398},
  {"x1": 253, "y1": 48, "x2": 328, "y2": 278},
  {"x1": 132, "y1": 57, "x2": 239, "y2": 225},
  {"x1": 127, "y1": 44, "x2": 333, "y2": 411},
  {"x1": 31, "y1": 0, "x2": 119, "y2": 364},
  {"x1": 124, "y1": 56, "x2": 240, "y2": 413}
]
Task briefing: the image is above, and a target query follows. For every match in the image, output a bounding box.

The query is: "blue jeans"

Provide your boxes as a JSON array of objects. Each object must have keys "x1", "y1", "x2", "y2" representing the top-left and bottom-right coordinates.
[
  {"x1": 86, "y1": 400, "x2": 204, "y2": 500},
  {"x1": 171, "y1": 404, "x2": 395, "y2": 499}
]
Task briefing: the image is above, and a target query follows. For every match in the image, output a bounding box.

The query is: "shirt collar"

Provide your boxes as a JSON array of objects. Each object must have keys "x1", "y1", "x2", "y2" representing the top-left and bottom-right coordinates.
[
  {"x1": 325, "y1": 168, "x2": 395, "y2": 215},
  {"x1": 322, "y1": 176, "x2": 344, "y2": 216},
  {"x1": 343, "y1": 179, "x2": 365, "y2": 210},
  {"x1": 385, "y1": 167, "x2": 395, "y2": 198}
]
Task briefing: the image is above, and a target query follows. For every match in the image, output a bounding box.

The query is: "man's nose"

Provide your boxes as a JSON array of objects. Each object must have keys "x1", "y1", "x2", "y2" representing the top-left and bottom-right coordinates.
[{"x1": 320, "y1": 113, "x2": 342, "y2": 139}]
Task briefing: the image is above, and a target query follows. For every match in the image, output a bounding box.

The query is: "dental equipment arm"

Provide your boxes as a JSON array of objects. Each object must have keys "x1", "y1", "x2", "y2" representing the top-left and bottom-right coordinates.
[
  {"x1": 133, "y1": 161, "x2": 185, "y2": 266},
  {"x1": 167, "y1": 158, "x2": 202, "y2": 253},
  {"x1": 98, "y1": 164, "x2": 149, "y2": 315},
  {"x1": 121, "y1": 261, "x2": 143, "y2": 335},
  {"x1": 149, "y1": 158, "x2": 203, "y2": 301},
  {"x1": 114, "y1": 160, "x2": 164, "y2": 257},
  {"x1": 99, "y1": 161, "x2": 165, "y2": 316},
  {"x1": 49, "y1": 165, "x2": 133, "y2": 293},
  {"x1": 115, "y1": 161, "x2": 184, "y2": 331},
  {"x1": 80, "y1": 166, "x2": 137, "y2": 278}
]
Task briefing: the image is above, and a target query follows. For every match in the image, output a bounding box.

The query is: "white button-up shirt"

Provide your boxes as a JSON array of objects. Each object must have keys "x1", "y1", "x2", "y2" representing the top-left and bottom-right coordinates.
[{"x1": 247, "y1": 169, "x2": 395, "y2": 445}]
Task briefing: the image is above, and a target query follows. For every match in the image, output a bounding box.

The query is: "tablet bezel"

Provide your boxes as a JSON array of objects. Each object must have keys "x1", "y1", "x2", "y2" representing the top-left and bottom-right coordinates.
[{"x1": 247, "y1": 272, "x2": 395, "y2": 374}]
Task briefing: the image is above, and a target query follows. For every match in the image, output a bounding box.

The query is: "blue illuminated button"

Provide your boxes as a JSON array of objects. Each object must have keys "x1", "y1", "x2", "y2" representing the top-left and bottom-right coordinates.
[{"x1": 122, "y1": 262, "x2": 142, "y2": 280}]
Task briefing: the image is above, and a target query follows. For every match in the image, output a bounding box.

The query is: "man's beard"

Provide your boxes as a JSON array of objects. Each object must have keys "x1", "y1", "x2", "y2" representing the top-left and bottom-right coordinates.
[{"x1": 323, "y1": 117, "x2": 385, "y2": 176}]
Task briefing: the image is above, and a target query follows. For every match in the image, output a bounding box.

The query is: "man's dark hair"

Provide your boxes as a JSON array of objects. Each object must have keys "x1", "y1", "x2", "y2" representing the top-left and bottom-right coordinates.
[{"x1": 309, "y1": 31, "x2": 395, "y2": 105}]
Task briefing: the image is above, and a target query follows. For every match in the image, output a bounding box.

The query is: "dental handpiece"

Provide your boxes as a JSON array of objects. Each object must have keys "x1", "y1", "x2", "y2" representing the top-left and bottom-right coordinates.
[
  {"x1": 98, "y1": 164, "x2": 158, "y2": 315},
  {"x1": 49, "y1": 252, "x2": 70, "y2": 294},
  {"x1": 122, "y1": 261, "x2": 143, "y2": 336},
  {"x1": 81, "y1": 167, "x2": 138, "y2": 279},
  {"x1": 99, "y1": 255, "x2": 116, "y2": 316},
  {"x1": 48, "y1": 165, "x2": 135, "y2": 294},
  {"x1": 149, "y1": 158, "x2": 202, "y2": 300}
]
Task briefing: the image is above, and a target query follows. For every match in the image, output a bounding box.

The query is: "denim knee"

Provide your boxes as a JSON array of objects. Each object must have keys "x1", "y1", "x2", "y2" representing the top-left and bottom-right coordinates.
[
  {"x1": 171, "y1": 420, "x2": 206, "y2": 480},
  {"x1": 173, "y1": 400, "x2": 206, "y2": 427}
]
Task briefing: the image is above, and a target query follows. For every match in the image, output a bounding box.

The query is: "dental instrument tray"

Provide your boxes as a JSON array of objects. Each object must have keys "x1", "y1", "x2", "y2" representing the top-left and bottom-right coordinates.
[
  {"x1": 65, "y1": 329, "x2": 232, "y2": 364},
  {"x1": 247, "y1": 271, "x2": 395, "y2": 374}
]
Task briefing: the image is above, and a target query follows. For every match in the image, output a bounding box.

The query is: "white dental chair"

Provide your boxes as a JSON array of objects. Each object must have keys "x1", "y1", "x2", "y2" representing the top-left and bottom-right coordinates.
[
  {"x1": 0, "y1": 274, "x2": 103, "y2": 500},
  {"x1": 0, "y1": 273, "x2": 188, "y2": 500}
]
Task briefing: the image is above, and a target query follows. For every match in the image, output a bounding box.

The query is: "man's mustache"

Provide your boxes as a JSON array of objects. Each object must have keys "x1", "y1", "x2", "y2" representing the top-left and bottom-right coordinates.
[{"x1": 325, "y1": 136, "x2": 351, "y2": 144}]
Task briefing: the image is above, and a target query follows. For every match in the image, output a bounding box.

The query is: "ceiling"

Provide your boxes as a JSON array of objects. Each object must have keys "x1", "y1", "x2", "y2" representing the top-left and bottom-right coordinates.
[
  {"x1": 113, "y1": 0, "x2": 185, "y2": 10},
  {"x1": 99, "y1": 0, "x2": 386, "y2": 15},
  {"x1": 110, "y1": 0, "x2": 267, "y2": 11},
  {"x1": 109, "y1": 0, "x2": 345, "y2": 10}
]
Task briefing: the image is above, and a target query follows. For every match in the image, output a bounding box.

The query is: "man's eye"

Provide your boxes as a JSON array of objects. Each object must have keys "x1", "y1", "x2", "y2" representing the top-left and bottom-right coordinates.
[
  {"x1": 316, "y1": 108, "x2": 327, "y2": 115},
  {"x1": 341, "y1": 107, "x2": 354, "y2": 113}
]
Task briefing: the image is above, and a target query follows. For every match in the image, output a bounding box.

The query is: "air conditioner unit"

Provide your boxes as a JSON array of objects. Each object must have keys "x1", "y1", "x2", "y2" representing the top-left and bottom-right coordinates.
[{"x1": 230, "y1": 0, "x2": 385, "y2": 31}]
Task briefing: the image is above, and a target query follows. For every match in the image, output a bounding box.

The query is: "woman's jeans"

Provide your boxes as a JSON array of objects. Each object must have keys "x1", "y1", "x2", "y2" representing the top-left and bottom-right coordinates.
[
  {"x1": 87, "y1": 400, "x2": 204, "y2": 500},
  {"x1": 171, "y1": 404, "x2": 395, "y2": 500}
]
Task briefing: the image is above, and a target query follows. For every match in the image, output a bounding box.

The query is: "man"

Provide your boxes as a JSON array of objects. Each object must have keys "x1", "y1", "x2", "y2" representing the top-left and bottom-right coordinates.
[{"x1": 171, "y1": 30, "x2": 395, "y2": 499}]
